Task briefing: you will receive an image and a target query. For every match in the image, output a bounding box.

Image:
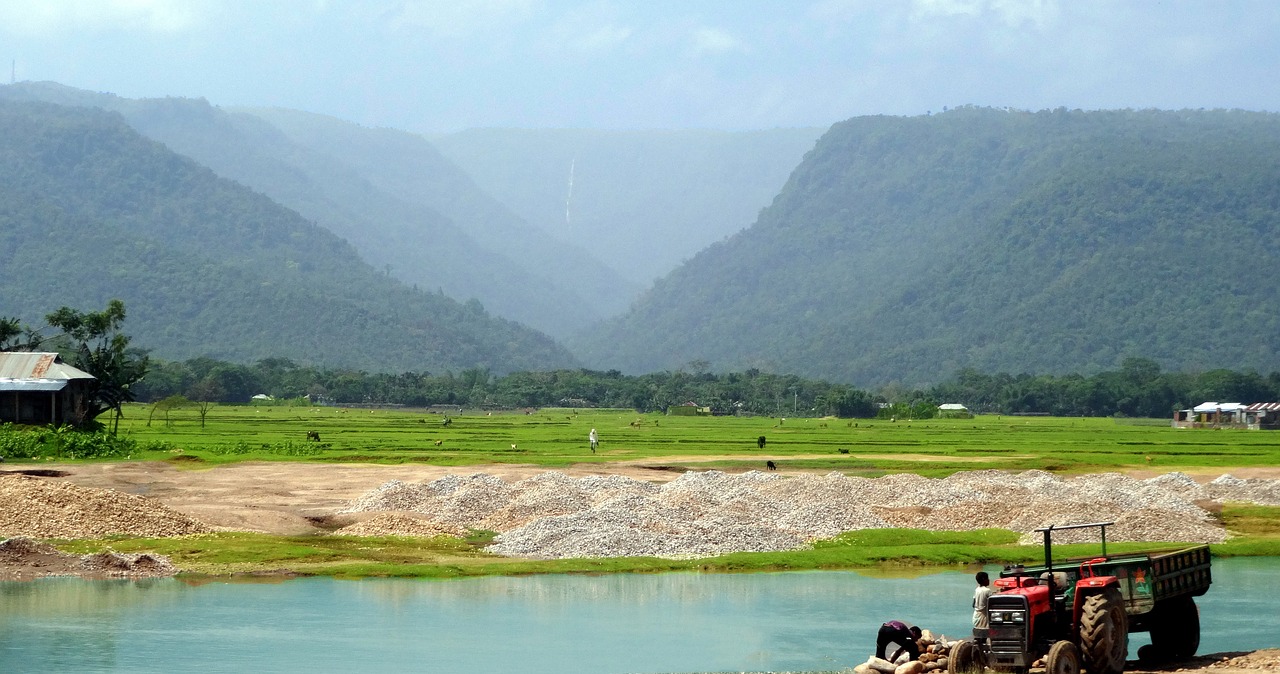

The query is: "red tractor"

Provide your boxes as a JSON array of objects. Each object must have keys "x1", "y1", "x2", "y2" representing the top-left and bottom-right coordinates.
[{"x1": 950, "y1": 521, "x2": 1211, "y2": 674}]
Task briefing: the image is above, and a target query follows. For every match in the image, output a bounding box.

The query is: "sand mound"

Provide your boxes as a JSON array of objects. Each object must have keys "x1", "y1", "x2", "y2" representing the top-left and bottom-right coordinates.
[{"x1": 0, "y1": 474, "x2": 210, "y2": 539}]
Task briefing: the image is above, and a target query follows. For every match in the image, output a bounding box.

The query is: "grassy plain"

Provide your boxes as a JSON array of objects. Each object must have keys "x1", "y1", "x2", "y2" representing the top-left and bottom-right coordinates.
[
  {"x1": 110, "y1": 404, "x2": 1280, "y2": 475},
  {"x1": 32, "y1": 405, "x2": 1280, "y2": 577}
]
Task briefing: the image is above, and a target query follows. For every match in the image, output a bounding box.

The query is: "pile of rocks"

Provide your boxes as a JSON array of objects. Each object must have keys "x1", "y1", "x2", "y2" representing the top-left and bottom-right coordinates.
[
  {"x1": 854, "y1": 630, "x2": 955, "y2": 674},
  {"x1": 340, "y1": 470, "x2": 1280, "y2": 560},
  {"x1": 0, "y1": 474, "x2": 210, "y2": 539},
  {"x1": 332, "y1": 513, "x2": 468, "y2": 538}
]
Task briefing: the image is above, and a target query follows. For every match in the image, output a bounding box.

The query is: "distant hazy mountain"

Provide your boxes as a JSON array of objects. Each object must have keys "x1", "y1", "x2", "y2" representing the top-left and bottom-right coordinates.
[
  {"x1": 570, "y1": 107, "x2": 1280, "y2": 386},
  {"x1": 432, "y1": 127, "x2": 823, "y2": 286},
  {"x1": 0, "y1": 96, "x2": 574, "y2": 373},
  {"x1": 0, "y1": 81, "x2": 636, "y2": 338}
]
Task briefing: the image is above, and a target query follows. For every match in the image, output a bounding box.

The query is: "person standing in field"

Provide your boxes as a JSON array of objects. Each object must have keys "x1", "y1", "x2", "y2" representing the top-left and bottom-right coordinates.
[
  {"x1": 589, "y1": 428, "x2": 598, "y2": 453},
  {"x1": 972, "y1": 571, "x2": 993, "y2": 647}
]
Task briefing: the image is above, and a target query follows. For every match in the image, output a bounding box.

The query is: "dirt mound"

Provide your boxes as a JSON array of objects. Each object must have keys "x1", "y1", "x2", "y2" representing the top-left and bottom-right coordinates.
[
  {"x1": 332, "y1": 512, "x2": 467, "y2": 538},
  {"x1": 80, "y1": 550, "x2": 178, "y2": 576},
  {"x1": 0, "y1": 474, "x2": 210, "y2": 539},
  {"x1": 0, "y1": 536, "x2": 179, "y2": 580}
]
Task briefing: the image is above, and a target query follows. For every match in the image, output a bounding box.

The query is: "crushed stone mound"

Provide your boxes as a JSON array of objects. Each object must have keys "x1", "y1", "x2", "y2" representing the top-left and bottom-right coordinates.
[
  {"x1": 332, "y1": 512, "x2": 468, "y2": 538},
  {"x1": 80, "y1": 550, "x2": 179, "y2": 576},
  {"x1": 0, "y1": 474, "x2": 210, "y2": 539},
  {"x1": 0, "y1": 536, "x2": 179, "y2": 579},
  {"x1": 340, "y1": 470, "x2": 1274, "y2": 560}
]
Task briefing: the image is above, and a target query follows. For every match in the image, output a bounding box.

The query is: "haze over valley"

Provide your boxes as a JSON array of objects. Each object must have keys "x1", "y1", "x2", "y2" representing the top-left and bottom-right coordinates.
[{"x1": 3, "y1": 1, "x2": 1280, "y2": 387}]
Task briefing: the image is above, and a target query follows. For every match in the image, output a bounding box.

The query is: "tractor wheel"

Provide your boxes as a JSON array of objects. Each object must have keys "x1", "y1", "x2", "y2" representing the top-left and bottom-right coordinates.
[
  {"x1": 1046, "y1": 641, "x2": 1080, "y2": 674},
  {"x1": 948, "y1": 639, "x2": 983, "y2": 674},
  {"x1": 1079, "y1": 588, "x2": 1129, "y2": 674},
  {"x1": 1150, "y1": 597, "x2": 1201, "y2": 659}
]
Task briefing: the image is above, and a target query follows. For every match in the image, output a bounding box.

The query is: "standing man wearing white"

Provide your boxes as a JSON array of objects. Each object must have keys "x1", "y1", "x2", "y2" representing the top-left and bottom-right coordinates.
[
  {"x1": 972, "y1": 571, "x2": 993, "y2": 648},
  {"x1": 589, "y1": 428, "x2": 599, "y2": 453}
]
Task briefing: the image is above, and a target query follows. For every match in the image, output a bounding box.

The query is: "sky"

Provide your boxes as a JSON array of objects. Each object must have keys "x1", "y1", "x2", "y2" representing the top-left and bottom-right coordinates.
[{"x1": 2, "y1": 0, "x2": 1279, "y2": 133}]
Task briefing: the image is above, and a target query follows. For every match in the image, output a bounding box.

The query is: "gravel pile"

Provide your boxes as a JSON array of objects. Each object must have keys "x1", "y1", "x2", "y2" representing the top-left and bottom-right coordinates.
[
  {"x1": 332, "y1": 513, "x2": 468, "y2": 538},
  {"x1": 0, "y1": 474, "x2": 210, "y2": 539},
  {"x1": 340, "y1": 470, "x2": 1280, "y2": 560}
]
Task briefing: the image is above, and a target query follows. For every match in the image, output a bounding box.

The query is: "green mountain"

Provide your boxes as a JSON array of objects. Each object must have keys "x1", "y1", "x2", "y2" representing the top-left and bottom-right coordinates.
[
  {"x1": 570, "y1": 107, "x2": 1280, "y2": 386},
  {"x1": 0, "y1": 82, "x2": 636, "y2": 338},
  {"x1": 0, "y1": 96, "x2": 574, "y2": 373},
  {"x1": 432, "y1": 127, "x2": 823, "y2": 285}
]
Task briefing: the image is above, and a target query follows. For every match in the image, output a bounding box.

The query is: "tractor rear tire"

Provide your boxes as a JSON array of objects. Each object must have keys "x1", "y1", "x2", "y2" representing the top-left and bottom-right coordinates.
[
  {"x1": 1079, "y1": 588, "x2": 1128, "y2": 674},
  {"x1": 948, "y1": 639, "x2": 983, "y2": 674},
  {"x1": 1150, "y1": 597, "x2": 1201, "y2": 660},
  {"x1": 1046, "y1": 641, "x2": 1080, "y2": 674}
]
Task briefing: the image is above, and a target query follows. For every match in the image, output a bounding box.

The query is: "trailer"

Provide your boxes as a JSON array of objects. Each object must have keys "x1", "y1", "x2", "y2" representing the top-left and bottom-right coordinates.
[{"x1": 951, "y1": 522, "x2": 1212, "y2": 674}]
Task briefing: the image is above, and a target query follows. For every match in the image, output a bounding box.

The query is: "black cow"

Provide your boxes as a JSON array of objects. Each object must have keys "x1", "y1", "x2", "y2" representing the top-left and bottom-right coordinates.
[
  {"x1": 757, "y1": 435, "x2": 767, "y2": 449},
  {"x1": 766, "y1": 460, "x2": 777, "y2": 471},
  {"x1": 306, "y1": 430, "x2": 321, "y2": 442}
]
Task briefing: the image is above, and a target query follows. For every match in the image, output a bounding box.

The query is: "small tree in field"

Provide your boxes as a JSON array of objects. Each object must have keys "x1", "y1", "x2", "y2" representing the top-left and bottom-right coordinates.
[
  {"x1": 148, "y1": 395, "x2": 191, "y2": 427},
  {"x1": 188, "y1": 378, "x2": 225, "y2": 428}
]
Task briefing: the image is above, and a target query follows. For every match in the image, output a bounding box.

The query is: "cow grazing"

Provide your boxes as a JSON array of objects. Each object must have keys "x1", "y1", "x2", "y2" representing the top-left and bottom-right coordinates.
[
  {"x1": 838, "y1": 448, "x2": 850, "y2": 454},
  {"x1": 766, "y1": 460, "x2": 777, "y2": 471},
  {"x1": 434, "y1": 439, "x2": 443, "y2": 446},
  {"x1": 306, "y1": 431, "x2": 321, "y2": 442},
  {"x1": 757, "y1": 436, "x2": 767, "y2": 449}
]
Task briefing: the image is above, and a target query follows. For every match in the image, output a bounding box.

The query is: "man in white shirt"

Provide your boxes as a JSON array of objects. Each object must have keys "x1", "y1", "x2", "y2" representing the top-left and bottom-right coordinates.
[{"x1": 973, "y1": 571, "x2": 993, "y2": 647}]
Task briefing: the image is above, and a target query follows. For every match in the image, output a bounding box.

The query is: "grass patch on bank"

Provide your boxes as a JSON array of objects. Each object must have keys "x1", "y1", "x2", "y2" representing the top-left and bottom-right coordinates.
[{"x1": 52, "y1": 518, "x2": 1280, "y2": 580}]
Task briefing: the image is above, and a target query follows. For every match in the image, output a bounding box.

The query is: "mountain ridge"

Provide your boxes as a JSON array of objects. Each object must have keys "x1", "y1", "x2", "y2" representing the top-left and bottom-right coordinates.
[{"x1": 570, "y1": 107, "x2": 1280, "y2": 385}]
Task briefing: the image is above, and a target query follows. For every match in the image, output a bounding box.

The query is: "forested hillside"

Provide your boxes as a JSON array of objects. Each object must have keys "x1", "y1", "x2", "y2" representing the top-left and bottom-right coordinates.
[
  {"x1": 571, "y1": 108, "x2": 1280, "y2": 386},
  {"x1": 433, "y1": 127, "x2": 823, "y2": 285},
  {"x1": 0, "y1": 98, "x2": 574, "y2": 373},
  {"x1": 0, "y1": 82, "x2": 635, "y2": 337}
]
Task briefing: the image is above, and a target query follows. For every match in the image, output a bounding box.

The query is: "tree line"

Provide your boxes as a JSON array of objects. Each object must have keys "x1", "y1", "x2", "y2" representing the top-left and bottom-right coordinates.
[
  {"x1": 136, "y1": 355, "x2": 1280, "y2": 419},
  {"x1": 9, "y1": 301, "x2": 1279, "y2": 422}
]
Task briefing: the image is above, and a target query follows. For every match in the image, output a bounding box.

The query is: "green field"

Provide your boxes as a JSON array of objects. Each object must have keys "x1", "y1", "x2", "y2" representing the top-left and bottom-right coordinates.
[
  {"x1": 19, "y1": 405, "x2": 1280, "y2": 578},
  {"x1": 106, "y1": 403, "x2": 1280, "y2": 476}
]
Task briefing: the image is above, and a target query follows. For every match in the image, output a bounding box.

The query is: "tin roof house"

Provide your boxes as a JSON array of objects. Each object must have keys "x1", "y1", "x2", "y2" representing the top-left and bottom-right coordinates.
[
  {"x1": 1172, "y1": 402, "x2": 1248, "y2": 429},
  {"x1": 0, "y1": 352, "x2": 96, "y2": 426}
]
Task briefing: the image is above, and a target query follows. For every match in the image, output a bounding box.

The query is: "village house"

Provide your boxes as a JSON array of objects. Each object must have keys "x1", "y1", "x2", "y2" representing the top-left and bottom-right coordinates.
[
  {"x1": 1169, "y1": 401, "x2": 1280, "y2": 430},
  {"x1": 0, "y1": 352, "x2": 96, "y2": 426}
]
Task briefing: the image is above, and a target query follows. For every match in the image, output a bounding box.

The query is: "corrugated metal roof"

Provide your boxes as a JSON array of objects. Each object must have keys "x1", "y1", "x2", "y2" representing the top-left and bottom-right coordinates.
[
  {"x1": 1192, "y1": 402, "x2": 1246, "y2": 413},
  {"x1": 0, "y1": 352, "x2": 94, "y2": 381},
  {"x1": 0, "y1": 379, "x2": 70, "y2": 392},
  {"x1": 1244, "y1": 402, "x2": 1280, "y2": 412}
]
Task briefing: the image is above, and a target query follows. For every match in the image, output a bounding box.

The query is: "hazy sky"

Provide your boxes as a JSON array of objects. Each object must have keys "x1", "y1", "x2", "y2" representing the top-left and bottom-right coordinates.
[{"x1": 3, "y1": 0, "x2": 1278, "y2": 132}]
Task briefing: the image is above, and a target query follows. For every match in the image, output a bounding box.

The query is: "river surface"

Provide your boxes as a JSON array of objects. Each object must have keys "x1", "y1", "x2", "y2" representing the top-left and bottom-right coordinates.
[{"x1": 1, "y1": 558, "x2": 1276, "y2": 674}]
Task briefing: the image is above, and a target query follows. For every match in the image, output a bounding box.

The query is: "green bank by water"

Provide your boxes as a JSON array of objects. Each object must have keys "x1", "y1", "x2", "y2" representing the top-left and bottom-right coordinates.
[{"x1": 56, "y1": 509, "x2": 1280, "y2": 580}]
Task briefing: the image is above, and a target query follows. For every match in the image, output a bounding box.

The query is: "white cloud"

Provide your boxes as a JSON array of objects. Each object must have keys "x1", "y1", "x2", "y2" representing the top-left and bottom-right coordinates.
[
  {"x1": 0, "y1": 0, "x2": 210, "y2": 36},
  {"x1": 385, "y1": 0, "x2": 539, "y2": 38},
  {"x1": 910, "y1": 0, "x2": 1060, "y2": 28},
  {"x1": 692, "y1": 27, "x2": 743, "y2": 55},
  {"x1": 539, "y1": 3, "x2": 634, "y2": 55},
  {"x1": 575, "y1": 23, "x2": 632, "y2": 51}
]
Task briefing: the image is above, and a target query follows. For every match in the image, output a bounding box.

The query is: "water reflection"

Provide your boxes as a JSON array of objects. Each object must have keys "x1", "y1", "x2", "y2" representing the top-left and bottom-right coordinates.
[{"x1": 0, "y1": 558, "x2": 1275, "y2": 674}]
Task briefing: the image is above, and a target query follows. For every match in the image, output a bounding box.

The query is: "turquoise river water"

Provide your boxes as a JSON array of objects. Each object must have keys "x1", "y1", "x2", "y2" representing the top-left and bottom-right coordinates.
[{"x1": 1, "y1": 558, "x2": 1276, "y2": 674}]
